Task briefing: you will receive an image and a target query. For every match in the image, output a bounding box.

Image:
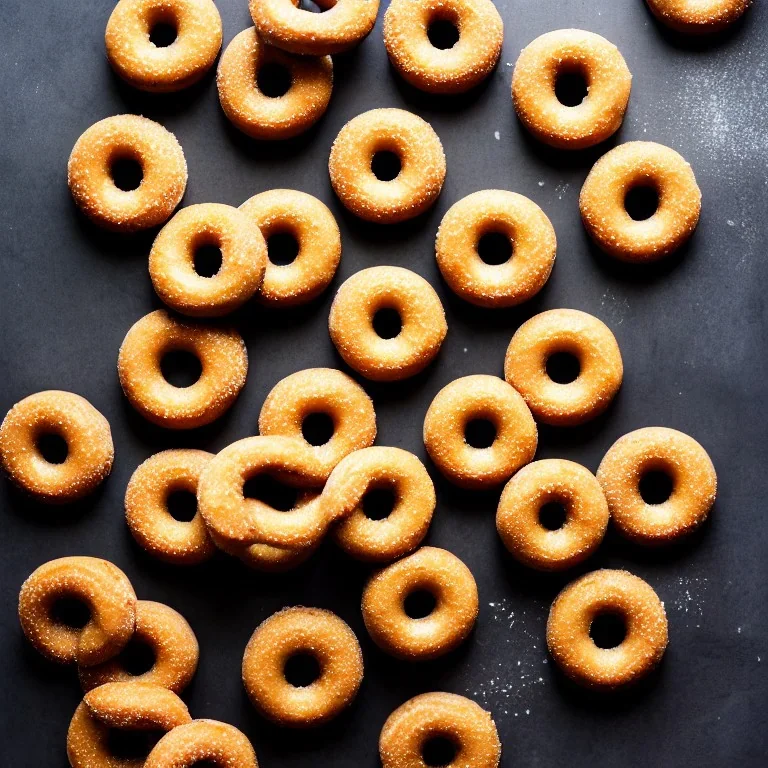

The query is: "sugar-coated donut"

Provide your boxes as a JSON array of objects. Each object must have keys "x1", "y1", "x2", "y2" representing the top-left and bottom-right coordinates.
[
  {"x1": 329, "y1": 109, "x2": 446, "y2": 224},
  {"x1": 217, "y1": 28, "x2": 333, "y2": 141},
  {"x1": 149, "y1": 203, "x2": 267, "y2": 317},
  {"x1": 512, "y1": 29, "x2": 632, "y2": 150},
  {"x1": 435, "y1": 190, "x2": 557, "y2": 308},
  {"x1": 0, "y1": 390, "x2": 114, "y2": 503},
  {"x1": 329, "y1": 266, "x2": 447, "y2": 382},
  {"x1": 105, "y1": 0, "x2": 222, "y2": 92},
  {"x1": 579, "y1": 141, "x2": 701, "y2": 262},
  {"x1": 597, "y1": 427, "x2": 716, "y2": 544},
  {"x1": 504, "y1": 309, "x2": 623, "y2": 427},
  {"x1": 18, "y1": 556, "x2": 137, "y2": 666},
  {"x1": 645, "y1": 0, "x2": 751, "y2": 34},
  {"x1": 68, "y1": 115, "x2": 187, "y2": 231},
  {"x1": 242, "y1": 607, "x2": 363, "y2": 727},
  {"x1": 423, "y1": 375, "x2": 538, "y2": 489},
  {"x1": 362, "y1": 547, "x2": 478, "y2": 661},
  {"x1": 546, "y1": 569, "x2": 668, "y2": 689},
  {"x1": 118, "y1": 310, "x2": 248, "y2": 430}
]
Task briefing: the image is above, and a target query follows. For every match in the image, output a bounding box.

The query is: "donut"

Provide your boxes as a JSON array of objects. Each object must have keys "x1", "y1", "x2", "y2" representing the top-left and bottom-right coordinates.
[
  {"x1": 242, "y1": 606, "x2": 363, "y2": 727},
  {"x1": 67, "y1": 115, "x2": 187, "y2": 232},
  {"x1": 0, "y1": 390, "x2": 114, "y2": 503},
  {"x1": 579, "y1": 141, "x2": 702, "y2": 262},
  {"x1": 380, "y1": 692, "x2": 501, "y2": 768},
  {"x1": 423, "y1": 375, "x2": 538, "y2": 489},
  {"x1": 105, "y1": 0, "x2": 223, "y2": 92},
  {"x1": 645, "y1": 0, "x2": 752, "y2": 34},
  {"x1": 361, "y1": 547, "x2": 479, "y2": 661},
  {"x1": 240, "y1": 190, "x2": 341, "y2": 305},
  {"x1": 597, "y1": 427, "x2": 717, "y2": 544},
  {"x1": 328, "y1": 109, "x2": 446, "y2": 224},
  {"x1": 18, "y1": 556, "x2": 137, "y2": 666},
  {"x1": 217, "y1": 28, "x2": 333, "y2": 141},
  {"x1": 511, "y1": 29, "x2": 632, "y2": 150},
  {"x1": 383, "y1": 0, "x2": 503, "y2": 94},
  {"x1": 329, "y1": 266, "x2": 447, "y2": 381},
  {"x1": 149, "y1": 203, "x2": 267, "y2": 317},
  {"x1": 435, "y1": 190, "x2": 557, "y2": 308},
  {"x1": 504, "y1": 309, "x2": 623, "y2": 427},
  {"x1": 117, "y1": 310, "x2": 248, "y2": 430},
  {"x1": 546, "y1": 569, "x2": 668, "y2": 689}
]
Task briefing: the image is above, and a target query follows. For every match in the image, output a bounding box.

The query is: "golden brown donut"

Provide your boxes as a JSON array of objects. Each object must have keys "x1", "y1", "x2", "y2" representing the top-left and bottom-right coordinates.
[
  {"x1": 546, "y1": 569, "x2": 668, "y2": 689},
  {"x1": 242, "y1": 606, "x2": 363, "y2": 727},
  {"x1": 597, "y1": 427, "x2": 717, "y2": 544},
  {"x1": 18, "y1": 556, "x2": 136, "y2": 666},
  {"x1": 435, "y1": 190, "x2": 557, "y2": 308},
  {"x1": 105, "y1": 0, "x2": 223, "y2": 92},
  {"x1": 329, "y1": 266, "x2": 447, "y2": 382},
  {"x1": 68, "y1": 115, "x2": 187, "y2": 232},
  {"x1": 504, "y1": 309, "x2": 623, "y2": 427},
  {"x1": 217, "y1": 28, "x2": 333, "y2": 141},
  {"x1": 361, "y1": 547, "x2": 478, "y2": 661},
  {"x1": 423, "y1": 375, "x2": 538, "y2": 489},
  {"x1": 329, "y1": 109, "x2": 446, "y2": 224},
  {"x1": 645, "y1": 0, "x2": 751, "y2": 34},
  {"x1": 579, "y1": 141, "x2": 702, "y2": 262},
  {"x1": 511, "y1": 29, "x2": 632, "y2": 150},
  {"x1": 0, "y1": 390, "x2": 114, "y2": 503},
  {"x1": 117, "y1": 310, "x2": 248, "y2": 430}
]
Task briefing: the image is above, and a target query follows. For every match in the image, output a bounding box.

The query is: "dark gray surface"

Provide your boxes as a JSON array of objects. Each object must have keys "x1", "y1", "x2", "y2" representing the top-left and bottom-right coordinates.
[{"x1": 1, "y1": 0, "x2": 767, "y2": 765}]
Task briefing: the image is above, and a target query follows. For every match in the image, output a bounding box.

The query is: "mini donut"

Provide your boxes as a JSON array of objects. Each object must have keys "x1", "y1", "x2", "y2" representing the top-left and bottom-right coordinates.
[
  {"x1": 329, "y1": 108, "x2": 446, "y2": 224},
  {"x1": 68, "y1": 115, "x2": 187, "y2": 231},
  {"x1": 380, "y1": 692, "x2": 501, "y2": 768},
  {"x1": 240, "y1": 190, "x2": 341, "y2": 305},
  {"x1": 18, "y1": 556, "x2": 137, "y2": 666},
  {"x1": 546, "y1": 569, "x2": 668, "y2": 689},
  {"x1": 496, "y1": 459, "x2": 609, "y2": 571},
  {"x1": 511, "y1": 29, "x2": 632, "y2": 150},
  {"x1": 149, "y1": 203, "x2": 267, "y2": 317},
  {"x1": 329, "y1": 266, "x2": 447, "y2": 382},
  {"x1": 423, "y1": 375, "x2": 538, "y2": 489},
  {"x1": 645, "y1": 0, "x2": 752, "y2": 34},
  {"x1": 217, "y1": 28, "x2": 333, "y2": 141},
  {"x1": 105, "y1": 0, "x2": 223, "y2": 92},
  {"x1": 435, "y1": 190, "x2": 557, "y2": 308},
  {"x1": 579, "y1": 141, "x2": 702, "y2": 262},
  {"x1": 597, "y1": 427, "x2": 717, "y2": 544},
  {"x1": 118, "y1": 310, "x2": 248, "y2": 430},
  {"x1": 504, "y1": 309, "x2": 623, "y2": 427},
  {"x1": 242, "y1": 606, "x2": 364, "y2": 727},
  {"x1": 361, "y1": 547, "x2": 478, "y2": 661},
  {"x1": 0, "y1": 390, "x2": 114, "y2": 503}
]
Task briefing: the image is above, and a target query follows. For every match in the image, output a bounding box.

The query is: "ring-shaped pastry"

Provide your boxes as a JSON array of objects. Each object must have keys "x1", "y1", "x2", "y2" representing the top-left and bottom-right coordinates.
[{"x1": 645, "y1": 0, "x2": 752, "y2": 34}]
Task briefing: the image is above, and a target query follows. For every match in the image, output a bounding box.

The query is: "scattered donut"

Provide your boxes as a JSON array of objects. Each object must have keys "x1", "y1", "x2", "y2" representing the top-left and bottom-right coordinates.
[{"x1": 645, "y1": 0, "x2": 752, "y2": 34}]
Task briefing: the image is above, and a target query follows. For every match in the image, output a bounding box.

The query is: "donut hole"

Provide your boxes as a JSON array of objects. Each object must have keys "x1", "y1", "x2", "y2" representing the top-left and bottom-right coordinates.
[
  {"x1": 193, "y1": 243, "x2": 223, "y2": 278},
  {"x1": 36, "y1": 433, "x2": 68, "y2": 464},
  {"x1": 283, "y1": 651, "x2": 321, "y2": 687},
  {"x1": 108, "y1": 729, "x2": 165, "y2": 761},
  {"x1": 371, "y1": 151, "x2": 402, "y2": 182},
  {"x1": 539, "y1": 501, "x2": 568, "y2": 531},
  {"x1": 160, "y1": 350, "x2": 203, "y2": 389},
  {"x1": 404, "y1": 588, "x2": 437, "y2": 619},
  {"x1": 50, "y1": 596, "x2": 91, "y2": 629},
  {"x1": 257, "y1": 62, "x2": 293, "y2": 98},
  {"x1": 624, "y1": 185, "x2": 660, "y2": 221},
  {"x1": 422, "y1": 735, "x2": 458, "y2": 767},
  {"x1": 427, "y1": 18, "x2": 460, "y2": 50},
  {"x1": 119, "y1": 637, "x2": 157, "y2": 676},
  {"x1": 301, "y1": 411, "x2": 335, "y2": 446},
  {"x1": 362, "y1": 486, "x2": 397, "y2": 520},
  {"x1": 298, "y1": 0, "x2": 327, "y2": 12},
  {"x1": 149, "y1": 22, "x2": 178, "y2": 48},
  {"x1": 477, "y1": 231, "x2": 513, "y2": 265},
  {"x1": 554, "y1": 68, "x2": 589, "y2": 107},
  {"x1": 110, "y1": 157, "x2": 143, "y2": 192},
  {"x1": 372, "y1": 307, "x2": 403, "y2": 339},
  {"x1": 243, "y1": 474, "x2": 299, "y2": 512},
  {"x1": 465, "y1": 418, "x2": 497, "y2": 449},
  {"x1": 167, "y1": 489, "x2": 198, "y2": 522},
  {"x1": 545, "y1": 352, "x2": 580, "y2": 384},
  {"x1": 267, "y1": 231, "x2": 300, "y2": 266},
  {"x1": 639, "y1": 470, "x2": 674, "y2": 505},
  {"x1": 589, "y1": 611, "x2": 627, "y2": 649}
]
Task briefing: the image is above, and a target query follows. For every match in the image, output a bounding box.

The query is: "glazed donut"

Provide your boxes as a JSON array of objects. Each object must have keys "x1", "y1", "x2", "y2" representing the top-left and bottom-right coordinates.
[
  {"x1": 328, "y1": 109, "x2": 446, "y2": 224},
  {"x1": 361, "y1": 547, "x2": 479, "y2": 661},
  {"x1": 329, "y1": 266, "x2": 447, "y2": 382},
  {"x1": 0, "y1": 390, "x2": 114, "y2": 503},
  {"x1": 105, "y1": 0, "x2": 222, "y2": 92},
  {"x1": 383, "y1": 0, "x2": 503, "y2": 94},
  {"x1": 504, "y1": 309, "x2": 623, "y2": 427},
  {"x1": 496, "y1": 459, "x2": 609, "y2": 571},
  {"x1": 597, "y1": 427, "x2": 717, "y2": 544},
  {"x1": 645, "y1": 0, "x2": 751, "y2": 34},
  {"x1": 217, "y1": 28, "x2": 333, "y2": 141},
  {"x1": 118, "y1": 310, "x2": 248, "y2": 430},
  {"x1": 240, "y1": 190, "x2": 341, "y2": 305},
  {"x1": 579, "y1": 141, "x2": 702, "y2": 262},
  {"x1": 546, "y1": 569, "x2": 668, "y2": 689},
  {"x1": 423, "y1": 375, "x2": 538, "y2": 489},
  {"x1": 435, "y1": 190, "x2": 557, "y2": 308},
  {"x1": 380, "y1": 692, "x2": 501, "y2": 768},
  {"x1": 511, "y1": 29, "x2": 632, "y2": 150},
  {"x1": 67, "y1": 115, "x2": 187, "y2": 231},
  {"x1": 18, "y1": 556, "x2": 136, "y2": 666},
  {"x1": 149, "y1": 203, "x2": 267, "y2": 317},
  {"x1": 242, "y1": 606, "x2": 363, "y2": 727}
]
